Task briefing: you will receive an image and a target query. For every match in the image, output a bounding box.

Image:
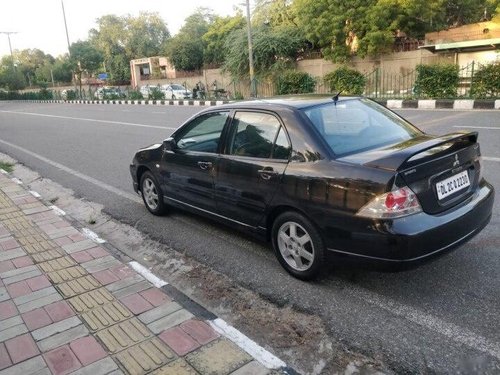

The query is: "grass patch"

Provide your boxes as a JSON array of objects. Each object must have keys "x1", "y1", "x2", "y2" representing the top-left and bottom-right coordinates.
[{"x1": 0, "y1": 161, "x2": 14, "y2": 173}]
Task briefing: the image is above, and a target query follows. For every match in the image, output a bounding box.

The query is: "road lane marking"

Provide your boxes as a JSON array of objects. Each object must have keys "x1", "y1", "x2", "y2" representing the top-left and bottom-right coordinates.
[
  {"x1": 129, "y1": 261, "x2": 168, "y2": 288},
  {"x1": 453, "y1": 126, "x2": 500, "y2": 130},
  {"x1": 484, "y1": 156, "x2": 500, "y2": 162},
  {"x1": 414, "y1": 112, "x2": 472, "y2": 127},
  {"x1": 0, "y1": 110, "x2": 177, "y2": 130},
  {"x1": 0, "y1": 138, "x2": 142, "y2": 204}
]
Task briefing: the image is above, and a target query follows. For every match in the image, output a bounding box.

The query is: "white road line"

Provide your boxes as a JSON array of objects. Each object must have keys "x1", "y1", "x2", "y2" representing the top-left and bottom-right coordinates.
[
  {"x1": 128, "y1": 261, "x2": 168, "y2": 288},
  {"x1": 0, "y1": 138, "x2": 142, "y2": 204},
  {"x1": 81, "y1": 228, "x2": 106, "y2": 244},
  {"x1": 209, "y1": 318, "x2": 286, "y2": 369},
  {"x1": 484, "y1": 156, "x2": 500, "y2": 162},
  {"x1": 0, "y1": 110, "x2": 177, "y2": 130},
  {"x1": 453, "y1": 126, "x2": 500, "y2": 130},
  {"x1": 347, "y1": 285, "x2": 500, "y2": 361}
]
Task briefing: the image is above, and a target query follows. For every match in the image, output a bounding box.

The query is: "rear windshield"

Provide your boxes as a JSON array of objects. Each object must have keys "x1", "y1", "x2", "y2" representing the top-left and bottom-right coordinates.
[{"x1": 302, "y1": 99, "x2": 421, "y2": 156}]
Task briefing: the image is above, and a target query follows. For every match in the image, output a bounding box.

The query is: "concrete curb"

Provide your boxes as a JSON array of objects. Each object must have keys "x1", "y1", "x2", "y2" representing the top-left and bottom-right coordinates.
[{"x1": 10, "y1": 99, "x2": 230, "y2": 106}]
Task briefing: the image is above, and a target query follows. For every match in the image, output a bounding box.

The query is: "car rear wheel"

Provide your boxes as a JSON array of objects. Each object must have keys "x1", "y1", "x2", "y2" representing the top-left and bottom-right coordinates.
[
  {"x1": 140, "y1": 171, "x2": 167, "y2": 215},
  {"x1": 272, "y1": 212, "x2": 325, "y2": 280}
]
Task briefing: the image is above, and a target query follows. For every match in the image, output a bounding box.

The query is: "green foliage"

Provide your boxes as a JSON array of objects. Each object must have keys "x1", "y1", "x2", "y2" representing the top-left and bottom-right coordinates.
[
  {"x1": 126, "y1": 12, "x2": 170, "y2": 59},
  {"x1": 414, "y1": 64, "x2": 459, "y2": 98},
  {"x1": 323, "y1": 67, "x2": 366, "y2": 95},
  {"x1": 0, "y1": 162, "x2": 14, "y2": 173},
  {"x1": 65, "y1": 90, "x2": 77, "y2": 100},
  {"x1": 253, "y1": 0, "x2": 297, "y2": 28},
  {"x1": 276, "y1": 70, "x2": 316, "y2": 94},
  {"x1": 108, "y1": 55, "x2": 130, "y2": 84},
  {"x1": 203, "y1": 14, "x2": 245, "y2": 66},
  {"x1": 0, "y1": 89, "x2": 54, "y2": 100},
  {"x1": 223, "y1": 25, "x2": 306, "y2": 79},
  {"x1": 127, "y1": 90, "x2": 143, "y2": 100},
  {"x1": 69, "y1": 41, "x2": 103, "y2": 74},
  {"x1": 51, "y1": 57, "x2": 73, "y2": 83},
  {"x1": 471, "y1": 62, "x2": 500, "y2": 98},
  {"x1": 149, "y1": 87, "x2": 165, "y2": 100},
  {"x1": 14, "y1": 49, "x2": 55, "y2": 86}
]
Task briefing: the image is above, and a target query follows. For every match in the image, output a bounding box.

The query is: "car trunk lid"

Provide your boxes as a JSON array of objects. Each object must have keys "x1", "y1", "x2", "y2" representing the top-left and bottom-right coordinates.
[{"x1": 339, "y1": 132, "x2": 482, "y2": 214}]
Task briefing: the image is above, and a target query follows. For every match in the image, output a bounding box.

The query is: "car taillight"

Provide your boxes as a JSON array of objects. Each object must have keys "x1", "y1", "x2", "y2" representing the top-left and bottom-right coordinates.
[{"x1": 356, "y1": 186, "x2": 422, "y2": 219}]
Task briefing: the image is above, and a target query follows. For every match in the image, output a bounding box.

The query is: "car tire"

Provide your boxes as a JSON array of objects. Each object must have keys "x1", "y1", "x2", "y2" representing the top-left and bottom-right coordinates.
[
  {"x1": 140, "y1": 171, "x2": 167, "y2": 216},
  {"x1": 272, "y1": 211, "x2": 325, "y2": 280}
]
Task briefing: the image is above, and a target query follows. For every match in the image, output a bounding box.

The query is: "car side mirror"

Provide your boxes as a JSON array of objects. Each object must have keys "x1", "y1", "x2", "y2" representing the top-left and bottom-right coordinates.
[{"x1": 162, "y1": 138, "x2": 177, "y2": 153}]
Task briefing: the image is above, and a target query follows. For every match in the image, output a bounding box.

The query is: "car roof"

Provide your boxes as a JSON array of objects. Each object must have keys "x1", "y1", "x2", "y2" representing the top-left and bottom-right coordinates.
[{"x1": 220, "y1": 94, "x2": 360, "y2": 110}]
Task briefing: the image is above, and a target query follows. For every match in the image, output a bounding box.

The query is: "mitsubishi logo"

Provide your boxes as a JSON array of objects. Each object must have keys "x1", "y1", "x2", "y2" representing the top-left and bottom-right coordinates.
[{"x1": 452, "y1": 154, "x2": 460, "y2": 167}]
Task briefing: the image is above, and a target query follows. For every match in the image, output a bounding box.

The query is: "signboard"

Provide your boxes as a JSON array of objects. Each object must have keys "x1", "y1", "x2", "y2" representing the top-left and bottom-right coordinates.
[{"x1": 98, "y1": 73, "x2": 108, "y2": 80}]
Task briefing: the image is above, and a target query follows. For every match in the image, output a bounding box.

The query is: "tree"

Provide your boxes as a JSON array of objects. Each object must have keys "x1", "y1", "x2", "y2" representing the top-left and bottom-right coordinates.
[
  {"x1": 223, "y1": 25, "x2": 306, "y2": 79},
  {"x1": 203, "y1": 14, "x2": 245, "y2": 66},
  {"x1": 0, "y1": 57, "x2": 26, "y2": 90},
  {"x1": 126, "y1": 12, "x2": 170, "y2": 58},
  {"x1": 252, "y1": 0, "x2": 296, "y2": 28},
  {"x1": 165, "y1": 8, "x2": 214, "y2": 71},
  {"x1": 14, "y1": 49, "x2": 55, "y2": 86},
  {"x1": 69, "y1": 41, "x2": 103, "y2": 74},
  {"x1": 51, "y1": 56, "x2": 73, "y2": 83}
]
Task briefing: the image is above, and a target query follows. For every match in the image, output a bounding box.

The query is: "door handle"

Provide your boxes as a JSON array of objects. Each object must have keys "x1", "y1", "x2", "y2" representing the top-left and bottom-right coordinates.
[
  {"x1": 197, "y1": 161, "x2": 213, "y2": 170},
  {"x1": 258, "y1": 168, "x2": 278, "y2": 180}
]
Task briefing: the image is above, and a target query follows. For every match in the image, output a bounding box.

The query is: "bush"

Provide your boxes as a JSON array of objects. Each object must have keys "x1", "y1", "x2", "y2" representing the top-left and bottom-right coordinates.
[
  {"x1": 0, "y1": 90, "x2": 54, "y2": 100},
  {"x1": 127, "y1": 90, "x2": 143, "y2": 100},
  {"x1": 276, "y1": 71, "x2": 316, "y2": 95},
  {"x1": 323, "y1": 67, "x2": 366, "y2": 95},
  {"x1": 414, "y1": 64, "x2": 459, "y2": 98},
  {"x1": 149, "y1": 87, "x2": 165, "y2": 100},
  {"x1": 472, "y1": 62, "x2": 500, "y2": 98}
]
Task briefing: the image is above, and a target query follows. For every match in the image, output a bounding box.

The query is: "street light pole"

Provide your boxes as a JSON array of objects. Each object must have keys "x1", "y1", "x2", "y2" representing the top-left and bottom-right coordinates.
[
  {"x1": 0, "y1": 31, "x2": 17, "y2": 69},
  {"x1": 245, "y1": 0, "x2": 256, "y2": 98},
  {"x1": 61, "y1": 0, "x2": 71, "y2": 54}
]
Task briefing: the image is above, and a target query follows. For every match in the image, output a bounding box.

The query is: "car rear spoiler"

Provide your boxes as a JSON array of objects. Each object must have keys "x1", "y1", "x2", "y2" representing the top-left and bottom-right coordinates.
[{"x1": 362, "y1": 132, "x2": 478, "y2": 171}]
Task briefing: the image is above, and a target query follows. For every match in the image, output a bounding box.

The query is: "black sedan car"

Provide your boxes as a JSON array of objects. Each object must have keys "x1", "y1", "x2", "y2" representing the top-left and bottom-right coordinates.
[{"x1": 130, "y1": 96, "x2": 494, "y2": 280}]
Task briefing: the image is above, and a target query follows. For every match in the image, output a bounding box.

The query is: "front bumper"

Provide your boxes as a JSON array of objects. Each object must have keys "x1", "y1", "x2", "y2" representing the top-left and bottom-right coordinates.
[
  {"x1": 325, "y1": 181, "x2": 494, "y2": 262},
  {"x1": 130, "y1": 164, "x2": 139, "y2": 193}
]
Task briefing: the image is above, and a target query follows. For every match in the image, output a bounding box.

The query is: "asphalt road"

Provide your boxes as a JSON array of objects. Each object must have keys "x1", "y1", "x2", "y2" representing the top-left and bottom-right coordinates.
[{"x1": 1, "y1": 102, "x2": 499, "y2": 373}]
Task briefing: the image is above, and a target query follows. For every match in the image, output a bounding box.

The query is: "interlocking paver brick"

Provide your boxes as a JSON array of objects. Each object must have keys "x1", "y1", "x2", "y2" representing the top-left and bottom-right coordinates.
[
  {"x1": 23, "y1": 206, "x2": 52, "y2": 215},
  {"x1": 0, "y1": 248, "x2": 26, "y2": 263},
  {"x1": 17, "y1": 291, "x2": 62, "y2": 314},
  {"x1": 2, "y1": 268, "x2": 41, "y2": 285},
  {"x1": 69, "y1": 336, "x2": 107, "y2": 366},
  {"x1": 0, "y1": 260, "x2": 14, "y2": 274},
  {"x1": 44, "y1": 345, "x2": 82, "y2": 375},
  {"x1": 11, "y1": 256, "x2": 33, "y2": 268},
  {"x1": 32, "y1": 316, "x2": 82, "y2": 341},
  {"x1": 48, "y1": 228, "x2": 79, "y2": 240},
  {"x1": 57, "y1": 275, "x2": 100, "y2": 298},
  {"x1": 26, "y1": 275, "x2": 52, "y2": 291},
  {"x1": 0, "y1": 301, "x2": 17, "y2": 321},
  {"x1": 114, "y1": 337, "x2": 176, "y2": 375},
  {"x1": 86, "y1": 247, "x2": 108, "y2": 259},
  {"x1": 159, "y1": 327, "x2": 200, "y2": 356},
  {"x1": 71, "y1": 251, "x2": 93, "y2": 264},
  {"x1": 0, "y1": 355, "x2": 48, "y2": 375},
  {"x1": 0, "y1": 287, "x2": 8, "y2": 302},
  {"x1": 47, "y1": 266, "x2": 87, "y2": 284},
  {"x1": 6, "y1": 280, "x2": 30, "y2": 298},
  {"x1": 140, "y1": 288, "x2": 170, "y2": 307},
  {"x1": 54, "y1": 237, "x2": 74, "y2": 246},
  {"x1": 68, "y1": 288, "x2": 115, "y2": 313},
  {"x1": 66, "y1": 357, "x2": 119, "y2": 375},
  {"x1": 0, "y1": 238, "x2": 19, "y2": 251},
  {"x1": 152, "y1": 358, "x2": 198, "y2": 375},
  {"x1": 38, "y1": 256, "x2": 76, "y2": 273},
  {"x1": 138, "y1": 302, "x2": 182, "y2": 325},
  {"x1": 106, "y1": 274, "x2": 144, "y2": 293},
  {"x1": 44, "y1": 300, "x2": 75, "y2": 322},
  {"x1": 0, "y1": 321, "x2": 28, "y2": 343},
  {"x1": 0, "y1": 316, "x2": 24, "y2": 332},
  {"x1": 5, "y1": 333, "x2": 39, "y2": 364},
  {"x1": 22, "y1": 308, "x2": 52, "y2": 330},
  {"x1": 185, "y1": 338, "x2": 252, "y2": 375},
  {"x1": 38, "y1": 324, "x2": 89, "y2": 352},
  {"x1": 68, "y1": 233, "x2": 86, "y2": 242},
  {"x1": 81, "y1": 301, "x2": 132, "y2": 332},
  {"x1": 181, "y1": 319, "x2": 219, "y2": 345},
  {"x1": 0, "y1": 343, "x2": 11, "y2": 370},
  {"x1": 96, "y1": 318, "x2": 152, "y2": 354},
  {"x1": 230, "y1": 360, "x2": 270, "y2": 375},
  {"x1": 14, "y1": 286, "x2": 59, "y2": 306},
  {"x1": 119, "y1": 293, "x2": 154, "y2": 315},
  {"x1": 112, "y1": 280, "x2": 151, "y2": 300},
  {"x1": 147, "y1": 309, "x2": 194, "y2": 335},
  {"x1": 81, "y1": 256, "x2": 120, "y2": 274},
  {"x1": 92, "y1": 269, "x2": 119, "y2": 285},
  {"x1": 62, "y1": 239, "x2": 97, "y2": 254},
  {"x1": 31, "y1": 249, "x2": 65, "y2": 263},
  {"x1": 109, "y1": 264, "x2": 136, "y2": 280}
]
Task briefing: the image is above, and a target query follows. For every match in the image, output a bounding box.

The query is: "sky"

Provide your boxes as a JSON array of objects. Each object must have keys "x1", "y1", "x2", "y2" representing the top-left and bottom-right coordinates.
[{"x1": 0, "y1": 0, "x2": 248, "y2": 58}]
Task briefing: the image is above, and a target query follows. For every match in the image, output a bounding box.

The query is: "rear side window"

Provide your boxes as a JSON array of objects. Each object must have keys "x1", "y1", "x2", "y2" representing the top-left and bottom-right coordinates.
[
  {"x1": 303, "y1": 99, "x2": 421, "y2": 156},
  {"x1": 228, "y1": 112, "x2": 290, "y2": 160}
]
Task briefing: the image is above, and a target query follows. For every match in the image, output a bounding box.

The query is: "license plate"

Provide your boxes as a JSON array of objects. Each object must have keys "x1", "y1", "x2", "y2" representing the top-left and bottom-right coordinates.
[{"x1": 436, "y1": 171, "x2": 470, "y2": 200}]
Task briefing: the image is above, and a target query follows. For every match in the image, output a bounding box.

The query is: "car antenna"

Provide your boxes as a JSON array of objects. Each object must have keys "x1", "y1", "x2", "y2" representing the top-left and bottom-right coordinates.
[{"x1": 333, "y1": 91, "x2": 342, "y2": 105}]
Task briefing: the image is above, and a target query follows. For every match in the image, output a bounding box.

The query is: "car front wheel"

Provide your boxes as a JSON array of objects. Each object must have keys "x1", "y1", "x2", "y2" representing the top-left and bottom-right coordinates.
[
  {"x1": 140, "y1": 171, "x2": 167, "y2": 215},
  {"x1": 272, "y1": 212, "x2": 325, "y2": 280}
]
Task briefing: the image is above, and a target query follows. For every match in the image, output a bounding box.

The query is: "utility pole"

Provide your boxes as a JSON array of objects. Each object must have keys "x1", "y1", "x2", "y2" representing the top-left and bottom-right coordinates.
[
  {"x1": 244, "y1": 0, "x2": 256, "y2": 98},
  {"x1": 61, "y1": 0, "x2": 71, "y2": 54},
  {"x1": 0, "y1": 31, "x2": 17, "y2": 69}
]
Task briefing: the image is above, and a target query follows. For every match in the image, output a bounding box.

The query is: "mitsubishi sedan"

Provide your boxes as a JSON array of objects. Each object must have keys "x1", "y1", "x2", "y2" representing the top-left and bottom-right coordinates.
[{"x1": 130, "y1": 96, "x2": 494, "y2": 280}]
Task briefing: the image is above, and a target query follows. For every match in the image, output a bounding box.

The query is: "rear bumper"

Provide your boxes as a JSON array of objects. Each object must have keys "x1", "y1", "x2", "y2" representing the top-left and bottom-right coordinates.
[{"x1": 325, "y1": 181, "x2": 494, "y2": 262}]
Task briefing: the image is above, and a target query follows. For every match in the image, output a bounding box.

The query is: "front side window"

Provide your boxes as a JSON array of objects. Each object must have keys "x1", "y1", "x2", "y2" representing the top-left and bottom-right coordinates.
[
  {"x1": 176, "y1": 112, "x2": 228, "y2": 153},
  {"x1": 229, "y1": 111, "x2": 290, "y2": 159},
  {"x1": 302, "y1": 99, "x2": 422, "y2": 156}
]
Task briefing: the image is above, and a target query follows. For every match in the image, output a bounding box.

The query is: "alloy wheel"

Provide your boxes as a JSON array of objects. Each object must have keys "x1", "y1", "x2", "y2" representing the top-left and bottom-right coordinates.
[{"x1": 277, "y1": 221, "x2": 315, "y2": 271}]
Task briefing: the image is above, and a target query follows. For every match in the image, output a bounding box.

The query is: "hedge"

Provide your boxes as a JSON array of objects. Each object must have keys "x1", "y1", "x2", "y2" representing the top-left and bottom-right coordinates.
[
  {"x1": 414, "y1": 64, "x2": 459, "y2": 98},
  {"x1": 323, "y1": 66, "x2": 366, "y2": 95}
]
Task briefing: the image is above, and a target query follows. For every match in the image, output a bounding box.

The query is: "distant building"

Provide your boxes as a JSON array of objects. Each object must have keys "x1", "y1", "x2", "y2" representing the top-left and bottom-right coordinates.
[
  {"x1": 129, "y1": 57, "x2": 176, "y2": 88},
  {"x1": 421, "y1": 21, "x2": 500, "y2": 65}
]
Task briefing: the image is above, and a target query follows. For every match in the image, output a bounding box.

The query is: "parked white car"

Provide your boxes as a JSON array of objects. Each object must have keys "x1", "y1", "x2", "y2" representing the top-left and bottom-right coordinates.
[
  {"x1": 160, "y1": 84, "x2": 192, "y2": 100},
  {"x1": 139, "y1": 85, "x2": 152, "y2": 99}
]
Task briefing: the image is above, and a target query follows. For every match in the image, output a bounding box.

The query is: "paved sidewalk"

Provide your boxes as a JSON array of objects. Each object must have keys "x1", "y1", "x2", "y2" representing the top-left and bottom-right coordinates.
[{"x1": 0, "y1": 172, "x2": 278, "y2": 375}]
